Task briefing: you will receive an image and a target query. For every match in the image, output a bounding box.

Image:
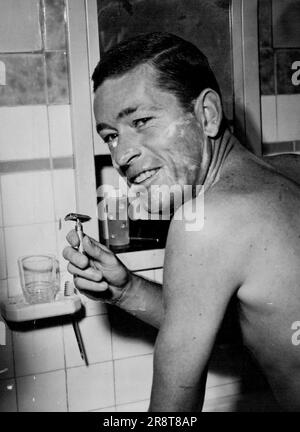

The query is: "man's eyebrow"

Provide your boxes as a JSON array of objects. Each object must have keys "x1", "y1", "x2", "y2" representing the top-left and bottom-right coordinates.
[
  {"x1": 117, "y1": 106, "x2": 138, "y2": 120},
  {"x1": 96, "y1": 105, "x2": 161, "y2": 133},
  {"x1": 96, "y1": 123, "x2": 114, "y2": 134},
  {"x1": 117, "y1": 104, "x2": 161, "y2": 120}
]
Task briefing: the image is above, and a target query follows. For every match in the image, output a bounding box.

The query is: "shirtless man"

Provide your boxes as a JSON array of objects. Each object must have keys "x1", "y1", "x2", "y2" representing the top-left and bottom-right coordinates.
[{"x1": 63, "y1": 33, "x2": 300, "y2": 411}]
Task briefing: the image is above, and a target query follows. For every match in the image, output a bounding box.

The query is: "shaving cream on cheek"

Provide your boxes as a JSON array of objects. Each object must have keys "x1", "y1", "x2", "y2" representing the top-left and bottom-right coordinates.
[
  {"x1": 163, "y1": 116, "x2": 193, "y2": 140},
  {"x1": 164, "y1": 120, "x2": 202, "y2": 184}
]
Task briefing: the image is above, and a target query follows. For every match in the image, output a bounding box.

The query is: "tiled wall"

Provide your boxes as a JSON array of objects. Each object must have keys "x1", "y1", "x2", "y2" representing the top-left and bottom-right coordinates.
[
  {"x1": 259, "y1": 0, "x2": 300, "y2": 154},
  {"x1": 0, "y1": 0, "x2": 285, "y2": 413},
  {"x1": 0, "y1": 0, "x2": 160, "y2": 413}
]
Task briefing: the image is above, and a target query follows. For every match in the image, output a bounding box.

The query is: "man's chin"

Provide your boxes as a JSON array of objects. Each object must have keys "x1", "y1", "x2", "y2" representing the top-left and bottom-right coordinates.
[
  {"x1": 142, "y1": 196, "x2": 177, "y2": 220},
  {"x1": 128, "y1": 183, "x2": 185, "y2": 220}
]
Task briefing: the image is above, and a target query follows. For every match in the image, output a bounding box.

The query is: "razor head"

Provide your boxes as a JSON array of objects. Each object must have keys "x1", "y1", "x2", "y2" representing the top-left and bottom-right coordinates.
[{"x1": 64, "y1": 213, "x2": 91, "y2": 223}]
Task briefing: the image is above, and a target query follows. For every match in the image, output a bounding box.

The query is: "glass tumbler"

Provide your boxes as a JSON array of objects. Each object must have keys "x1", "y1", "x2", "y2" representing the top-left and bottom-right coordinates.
[{"x1": 18, "y1": 255, "x2": 60, "y2": 304}]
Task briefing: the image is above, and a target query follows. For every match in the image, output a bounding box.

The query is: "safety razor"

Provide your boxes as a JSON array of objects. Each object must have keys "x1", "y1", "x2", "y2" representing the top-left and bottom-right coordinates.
[
  {"x1": 64, "y1": 212, "x2": 91, "y2": 366},
  {"x1": 64, "y1": 213, "x2": 91, "y2": 254}
]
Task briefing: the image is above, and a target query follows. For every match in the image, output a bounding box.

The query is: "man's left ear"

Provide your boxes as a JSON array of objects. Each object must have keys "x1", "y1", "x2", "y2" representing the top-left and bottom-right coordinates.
[{"x1": 193, "y1": 89, "x2": 223, "y2": 138}]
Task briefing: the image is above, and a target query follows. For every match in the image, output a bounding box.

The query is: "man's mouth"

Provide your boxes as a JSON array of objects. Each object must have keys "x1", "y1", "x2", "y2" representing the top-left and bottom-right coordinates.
[{"x1": 131, "y1": 168, "x2": 160, "y2": 185}]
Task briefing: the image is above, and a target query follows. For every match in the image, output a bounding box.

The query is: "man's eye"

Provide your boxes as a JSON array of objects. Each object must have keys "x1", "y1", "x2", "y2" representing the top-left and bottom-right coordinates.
[
  {"x1": 102, "y1": 133, "x2": 118, "y2": 144},
  {"x1": 132, "y1": 117, "x2": 153, "y2": 128}
]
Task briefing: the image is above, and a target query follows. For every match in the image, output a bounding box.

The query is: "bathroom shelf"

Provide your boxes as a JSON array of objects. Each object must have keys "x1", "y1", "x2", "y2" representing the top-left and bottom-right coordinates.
[{"x1": 0, "y1": 293, "x2": 82, "y2": 322}]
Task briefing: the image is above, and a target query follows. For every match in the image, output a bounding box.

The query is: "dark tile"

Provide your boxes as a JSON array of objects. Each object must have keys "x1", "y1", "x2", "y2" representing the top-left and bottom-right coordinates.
[
  {"x1": 45, "y1": 51, "x2": 70, "y2": 104},
  {"x1": 259, "y1": 48, "x2": 275, "y2": 95},
  {"x1": 276, "y1": 49, "x2": 300, "y2": 94},
  {"x1": 263, "y1": 141, "x2": 295, "y2": 155},
  {"x1": 44, "y1": 0, "x2": 67, "y2": 50},
  {"x1": 0, "y1": 54, "x2": 46, "y2": 106},
  {"x1": 258, "y1": 0, "x2": 272, "y2": 48},
  {"x1": 272, "y1": 0, "x2": 300, "y2": 48}
]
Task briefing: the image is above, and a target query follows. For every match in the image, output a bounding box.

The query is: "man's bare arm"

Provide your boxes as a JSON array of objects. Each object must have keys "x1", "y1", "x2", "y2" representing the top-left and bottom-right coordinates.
[
  {"x1": 149, "y1": 199, "x2": 243, "y2": 411},
  {"x1": 63, "y1": 230, "x2": 164, "y2": 328},
  {"x1": 114, "y1": 273, "x2": 163, "y2": 328}
]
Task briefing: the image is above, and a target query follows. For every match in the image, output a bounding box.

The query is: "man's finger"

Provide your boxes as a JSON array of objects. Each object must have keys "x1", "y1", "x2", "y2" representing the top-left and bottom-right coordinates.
[
  {"x1": 66, "y1": 229, "x2": 80, "y2": 247},
  {"x1": 74, "y1": 276, "x2": 109, "y2": 292},
  {"x1": 82, "y1": 236, "x2": 114, "y2": 265},
  {"x1": 62, "y1": 246, "x2": 89, "y2": 269},
  {"x1": 67, "y1": 262, "x2": 103, "y2": 282}
]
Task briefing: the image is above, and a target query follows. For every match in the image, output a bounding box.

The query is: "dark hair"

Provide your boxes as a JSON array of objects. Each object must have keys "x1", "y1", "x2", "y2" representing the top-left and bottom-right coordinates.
[{"x1": 92, "y1": 32, "x2": 222, "y2": 112}]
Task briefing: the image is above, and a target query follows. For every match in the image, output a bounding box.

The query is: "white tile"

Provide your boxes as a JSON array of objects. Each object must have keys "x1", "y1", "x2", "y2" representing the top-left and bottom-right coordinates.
[
  {"x1": 117, "y1": 249, "x2": 165, "y2": 272},
  {"x1": 116, "y1": 399, "x2": 149, "y2": 412},
  {"x1": 1, "y1": 171, "x2": 55, "y2": 226},
  {"x1": 48, "y1": 105, "x2": 73, "y2": 157},
  {"x1": 17, "y1": 370, "x2": 67, "y2": 412},
  {"x1": 204, "y1": 381, "x2": 242, "y2": 402},
  {"x1": 63, "y1": 315, "x2": 112, "y2": 368},
  {"x1": 134, "y1": 270, "x2": 155, "y2": 281},
  {"x1": 153, "y1": 268, "x2": 163, "y2": 284},
  {"x1": 0, "y1": 106, "x2": 50, "y2": 161},
  {"x1": 206, "y1": 372, "x2": 241, "y2": 388},
  {"x1": 67, "y1": 362, "x2": 114, "y2": 411},
  {"x1": 0, "y1": 379, "x2": 17, "y2": 412},
  {"x1": 0, "y1": 188, "x2": 3, "y2": 226},
  {"x1": 112, "y1": 323, "x2": 155, "y2": 360},
  {"x1": 277, "y1": 94, "x2": 300, "y2": 142},
  {"x1": 261, "y1": 96, "x2": 277, "y2": 143},
  {"x1": 0, "y1": 321, "x2": 14, "y2": 379},
  {"x1": 202, "y1": 393, "x2": 241, "y2": 412},
  {"x1": 13, "y1": 325, "x2": 64, "y2": 376},
  {"x1": 52, "y1": 169, "x2": 76, "y2": 220},
  {"x1": 114, "y1": 354, "x2": 153, "y2": 405},
  {"x1": 7, "y1": 277, "x2": 22, "y2": 298},
  {"x1": 4, "y1": 222, "x2": 57, "y2": 278},
  {"x1": 0, "y1": 228, "x2": 7, "y2": 279},
  {"x1": 56, "y1": 220, "x2": 71, "y2": 273},
  {"x1": 92, "y1": 406, "x2": 116, "y2": 412}
]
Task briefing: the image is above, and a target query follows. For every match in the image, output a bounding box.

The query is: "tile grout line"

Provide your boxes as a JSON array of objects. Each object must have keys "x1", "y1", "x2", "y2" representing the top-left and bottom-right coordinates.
[
  {"x1": 110, "y1": 318, "x2": 117, "y2": 410},
  {"x1": 0, "y1": 157, "x2": 74, "y2": 175}
]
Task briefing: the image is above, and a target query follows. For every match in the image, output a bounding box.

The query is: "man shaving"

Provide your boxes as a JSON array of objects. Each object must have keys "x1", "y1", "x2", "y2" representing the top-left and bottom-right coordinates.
[{"x1": 63, "y1": 33, "x2": 300, "y2": 411}]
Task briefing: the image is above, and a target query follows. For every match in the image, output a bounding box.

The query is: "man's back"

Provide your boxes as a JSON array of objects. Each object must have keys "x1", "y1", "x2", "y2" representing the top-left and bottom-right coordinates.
[{"x1": 210, "y1": 143, "x2": 300, "y2": 410}]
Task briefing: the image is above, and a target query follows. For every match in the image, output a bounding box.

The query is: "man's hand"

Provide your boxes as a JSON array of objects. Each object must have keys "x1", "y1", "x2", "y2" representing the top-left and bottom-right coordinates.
[{"x1": 63, "y1": 230, "x2": 132, "y2": 303}]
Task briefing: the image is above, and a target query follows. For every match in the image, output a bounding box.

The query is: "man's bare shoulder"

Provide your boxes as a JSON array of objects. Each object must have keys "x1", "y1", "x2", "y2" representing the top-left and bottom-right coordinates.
[
  {"x1": 165, "y1": 189, "x2": 253, "y2": 283},
  {"x1": 208, "y1": 164, "x2": 300, "y2": 231},
  {"x1": 168, "y1": 184, "x2": 257, "y2": 249},
  {"x1": 166, "y1": 170, "x2": 300, "y2": 277}
]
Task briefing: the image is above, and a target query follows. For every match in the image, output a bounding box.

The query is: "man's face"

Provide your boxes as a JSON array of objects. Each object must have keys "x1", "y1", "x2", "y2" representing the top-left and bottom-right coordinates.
[{"x1": 93, "y1": 64, "x2": 205, "y2": 215}]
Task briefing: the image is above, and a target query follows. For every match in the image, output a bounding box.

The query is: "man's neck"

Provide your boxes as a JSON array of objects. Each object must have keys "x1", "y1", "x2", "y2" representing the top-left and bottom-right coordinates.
[{"x1": 202, "y1": 127, "x2": 236, "y2": 192}]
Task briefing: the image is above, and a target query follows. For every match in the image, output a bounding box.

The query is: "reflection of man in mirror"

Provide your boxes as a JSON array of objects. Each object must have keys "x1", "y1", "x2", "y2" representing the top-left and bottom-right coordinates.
[{"x1": 64, "y1": 33, "x2": 300, "y2": 411}]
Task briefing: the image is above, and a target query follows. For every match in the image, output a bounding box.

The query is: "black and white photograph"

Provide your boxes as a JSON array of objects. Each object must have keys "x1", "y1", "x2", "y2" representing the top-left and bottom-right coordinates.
[{"x1": 0, "y1": 0, "x2": 300, "y2": 417}]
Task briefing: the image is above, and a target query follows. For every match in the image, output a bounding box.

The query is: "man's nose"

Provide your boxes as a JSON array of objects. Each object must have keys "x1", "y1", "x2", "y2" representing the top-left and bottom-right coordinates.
[{"x1": 112, "y1": 136, "x2": 141, "y2": 175}]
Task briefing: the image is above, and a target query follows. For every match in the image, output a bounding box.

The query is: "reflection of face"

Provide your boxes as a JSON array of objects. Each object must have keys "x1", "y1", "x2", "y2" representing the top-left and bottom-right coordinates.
[{"x1": 93, "y1": 64, "x2": 206, "y2": 214}]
